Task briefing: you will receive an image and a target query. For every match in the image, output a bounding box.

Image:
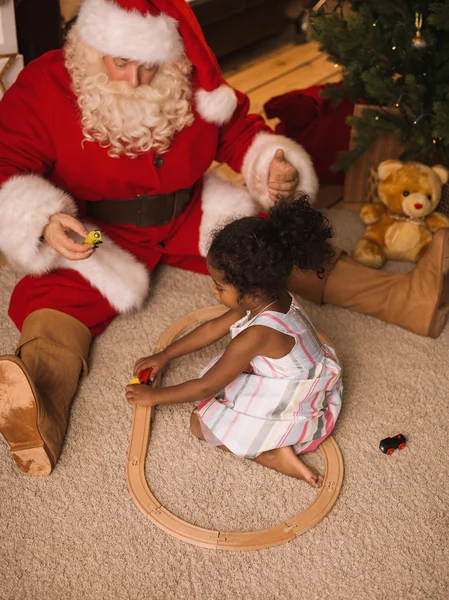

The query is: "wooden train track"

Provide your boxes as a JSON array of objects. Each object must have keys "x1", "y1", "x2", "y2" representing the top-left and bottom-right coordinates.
[{"x1": 127, "y1": 305, "x2": 344, "y2": 551}]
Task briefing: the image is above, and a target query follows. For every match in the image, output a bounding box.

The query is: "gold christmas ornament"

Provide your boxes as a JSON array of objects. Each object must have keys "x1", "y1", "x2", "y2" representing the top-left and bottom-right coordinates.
[{"x1": 412, "y1": 12, "x2": 427, "y2": 49}]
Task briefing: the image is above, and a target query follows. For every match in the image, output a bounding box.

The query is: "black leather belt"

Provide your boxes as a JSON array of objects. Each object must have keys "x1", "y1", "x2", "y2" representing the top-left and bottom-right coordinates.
[{"x1": 85, "y1": 186, "x2": 193, "y2": 228}]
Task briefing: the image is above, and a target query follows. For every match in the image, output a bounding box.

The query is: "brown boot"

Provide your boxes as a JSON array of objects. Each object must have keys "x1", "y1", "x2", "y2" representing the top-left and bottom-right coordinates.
[
  {"x1": 323, "y1": 228, "x2": 449, "y2": 337},
  {"x1": 288, "y1": 248, "x2": 345, "y2": 304},
  {"x1": 0, "y1": 309, "x2": 91, "y2": 475}
]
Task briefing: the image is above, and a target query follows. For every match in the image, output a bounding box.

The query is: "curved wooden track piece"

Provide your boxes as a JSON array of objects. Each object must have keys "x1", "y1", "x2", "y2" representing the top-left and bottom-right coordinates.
[{"x1": 127, "y1": 305, "x2": 344, "y2": 551}]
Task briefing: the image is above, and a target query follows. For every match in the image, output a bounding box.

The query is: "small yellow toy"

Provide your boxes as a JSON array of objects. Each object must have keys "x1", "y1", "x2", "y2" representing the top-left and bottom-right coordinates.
[
  {"x1": 83, "y1": 230, "x2": 103, "y2": 248},
  {"x1": 129, "y1": 369, "x2": 153, "y2": 386}
]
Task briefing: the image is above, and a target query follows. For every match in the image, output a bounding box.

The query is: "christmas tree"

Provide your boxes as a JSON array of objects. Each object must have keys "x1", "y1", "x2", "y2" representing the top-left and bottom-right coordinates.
[{"x1": 310, "y1": 0, "x2": 449, "y2": 170}]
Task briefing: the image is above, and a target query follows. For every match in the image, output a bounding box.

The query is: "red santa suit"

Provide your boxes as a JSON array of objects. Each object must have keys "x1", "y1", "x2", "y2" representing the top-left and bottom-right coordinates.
[
  {"x1": 0, "y1": 0, "x2": 318, "y2": 337},
  {"x1": 1, "y1": 0, "x2": 446, "y2": 481}
]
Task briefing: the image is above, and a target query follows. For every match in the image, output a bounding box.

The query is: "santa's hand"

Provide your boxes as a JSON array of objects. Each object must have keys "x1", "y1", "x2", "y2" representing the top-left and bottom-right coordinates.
[
  {"x1": 268, "y1": 149, "x2": 299, "y2": 202},
  {"x1": 43, "y1": 213, "x2": 95, "y2": 260}
]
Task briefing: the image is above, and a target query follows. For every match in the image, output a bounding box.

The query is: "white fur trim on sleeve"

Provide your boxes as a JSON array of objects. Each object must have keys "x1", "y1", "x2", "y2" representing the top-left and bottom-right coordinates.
[
  {"x1": 0, "y1": 174, "x2": 149, "y2": 313},
  {"x1": 0, "y1": 174, "x2": 77, "y2": 275},
  {"x1": 195, "y1": 85, "x2": 238, "y2": 125},
  {"x1": 198, "y1": 171, "x2": 258, "y2": 256},
  {"x1": 76, "y1": 0, "x2": 184, "y2": 65},
  {"x1": 61, "y1": 224, "x2": 150, "y2": 314},
  {"x1": 241, "y1": 132, "x2": 319, "y2": 210}
]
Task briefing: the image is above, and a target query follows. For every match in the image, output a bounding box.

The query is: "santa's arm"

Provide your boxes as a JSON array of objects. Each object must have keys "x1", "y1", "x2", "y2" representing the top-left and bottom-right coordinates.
[
  {"x1": 0, "y1": 61, "x2": 77, "y2": 274},
  {"x1": 214, "y1": 89, "x2": 318, "y2": 209},
  {"x1": 0, "y1": 59, "x2": 150, "y2": 313}
]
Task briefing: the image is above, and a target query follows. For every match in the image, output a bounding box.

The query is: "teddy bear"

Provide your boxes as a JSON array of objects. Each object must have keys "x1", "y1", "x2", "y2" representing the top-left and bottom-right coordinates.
[{"x1": 352, "y1": 160, "x2": 449, "y2": 268}]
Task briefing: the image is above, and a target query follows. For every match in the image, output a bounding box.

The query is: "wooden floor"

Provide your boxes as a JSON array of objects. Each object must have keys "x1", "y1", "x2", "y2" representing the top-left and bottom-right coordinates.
[
  {"x1": 0, "y1": 39, "x2": 342, "y2": 269},
  {"x1": 223, "y1": 40, "x2": 341, "y2": 126},
  {"x1": 215, "y1": 40, "x2": 342, "y2": 192}
]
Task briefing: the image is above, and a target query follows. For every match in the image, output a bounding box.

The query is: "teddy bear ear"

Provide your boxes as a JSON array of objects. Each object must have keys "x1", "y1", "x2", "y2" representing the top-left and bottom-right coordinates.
[
  {"x1": 431, "y1": 165, "x2": 449, "y2": 185},
  {"x1": 378, "y1": 160, "x2": 403, "y2": 180}
]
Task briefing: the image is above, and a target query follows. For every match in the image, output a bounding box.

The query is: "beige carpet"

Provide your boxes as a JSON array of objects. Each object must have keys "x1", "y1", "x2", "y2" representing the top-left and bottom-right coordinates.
[{"x1": 1, "y1": 210, "x2": 448, "y2": 600}]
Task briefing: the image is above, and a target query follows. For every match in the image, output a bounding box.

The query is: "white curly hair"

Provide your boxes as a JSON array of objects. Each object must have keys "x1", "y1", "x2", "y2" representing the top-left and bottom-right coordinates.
[{"x1": 64, "y1": 29, "x2": 195, "y2": 158}]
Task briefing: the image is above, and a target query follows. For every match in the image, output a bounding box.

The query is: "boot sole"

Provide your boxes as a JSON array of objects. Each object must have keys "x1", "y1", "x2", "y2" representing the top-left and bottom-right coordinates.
[
  {"x1": 0, "y1": 356, "x2": 53, "y2": 476},
  {"x1": 429, "y1": 304, "x2": 449, "y2": 339},
  {"x1": 428, "y1": 233, "x2": 449, "y2": 339}
]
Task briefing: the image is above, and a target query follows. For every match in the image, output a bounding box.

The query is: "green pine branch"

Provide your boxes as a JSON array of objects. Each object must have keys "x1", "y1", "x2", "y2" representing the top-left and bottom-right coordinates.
[
  {"x1": 429, "y1": 2, "x2": 449, "y2": 30},
  {"x1": 310, "y1": 0, "x2": 449, "y2": 170}
]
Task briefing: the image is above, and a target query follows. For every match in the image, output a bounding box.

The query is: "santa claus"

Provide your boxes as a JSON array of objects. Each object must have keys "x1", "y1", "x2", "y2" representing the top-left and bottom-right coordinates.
[{"x1": 0, "y1": 0, "x2": 447, "y2": 477}]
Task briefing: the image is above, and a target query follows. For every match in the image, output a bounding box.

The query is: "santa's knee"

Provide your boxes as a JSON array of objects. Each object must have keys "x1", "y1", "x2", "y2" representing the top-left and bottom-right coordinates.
[{"x1": 8, "y1": 270, "x2": 119, "y2": 337}]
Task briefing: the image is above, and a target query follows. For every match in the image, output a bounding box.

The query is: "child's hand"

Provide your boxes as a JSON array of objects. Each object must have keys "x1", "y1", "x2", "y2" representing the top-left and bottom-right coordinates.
[
  {"x1": 126, "y1": 384, "x2": 158, "y2": 407},
  {"x1": 133, "y1": 351, "x2": 169, "y2": 381}
]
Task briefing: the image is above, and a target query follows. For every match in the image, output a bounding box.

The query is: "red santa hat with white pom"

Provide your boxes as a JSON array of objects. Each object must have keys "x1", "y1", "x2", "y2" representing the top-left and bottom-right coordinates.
[{"x1": 75, "y1": 0, "x2": 238, "y2": 125}]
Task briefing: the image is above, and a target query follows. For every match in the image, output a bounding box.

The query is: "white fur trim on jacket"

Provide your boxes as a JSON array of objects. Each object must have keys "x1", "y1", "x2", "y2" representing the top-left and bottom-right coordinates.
[
  {"x1": 0, "y1": 174, "x2": 77, "y2": 275},
  {"x1": 195, "y1": 85, "x2": 238, "y2": 125},
  {"x1": 198, "y1": 171, "x2": 258, "y2": 256},
  {"x1": 241, "y1": 133, "x2": 319, "y2": 210},
  {"x1": 0, "y1": 174, "x2": 149, "y2": 313},
  {"x1": 76, "y1": 0, "x2": 184, "y2": 65},
  {"x1": 60, "y1": 224, "x2": 150, "y2": 314}
]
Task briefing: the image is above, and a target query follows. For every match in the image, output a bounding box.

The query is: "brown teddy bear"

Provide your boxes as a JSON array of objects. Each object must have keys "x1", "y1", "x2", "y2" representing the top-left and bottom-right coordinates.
[{"x1": 352, "y1": 160, "x2": 449, "y2": 268}]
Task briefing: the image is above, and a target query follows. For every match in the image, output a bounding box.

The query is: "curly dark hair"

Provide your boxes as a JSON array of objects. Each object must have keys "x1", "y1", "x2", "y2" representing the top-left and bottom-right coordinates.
[{"x1": 208, "y1": 195, "x2": 335, "y2": 299}]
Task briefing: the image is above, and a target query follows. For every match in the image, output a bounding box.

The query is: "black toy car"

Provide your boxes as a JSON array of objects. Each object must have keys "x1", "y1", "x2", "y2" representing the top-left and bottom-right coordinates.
[{"x1": 379, "y1": 434, "x2": 407, "y2": 455}]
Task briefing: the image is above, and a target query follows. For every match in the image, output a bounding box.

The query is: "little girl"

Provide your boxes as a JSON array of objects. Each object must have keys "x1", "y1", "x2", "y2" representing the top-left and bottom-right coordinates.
[{"x1": 126, "y1": 196, "x2": 342, "y2": 488}]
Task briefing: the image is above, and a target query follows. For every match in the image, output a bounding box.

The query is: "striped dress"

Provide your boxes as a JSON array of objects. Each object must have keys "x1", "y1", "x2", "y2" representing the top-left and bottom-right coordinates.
[{"x1": 195, "y1": 301, "x2": 342, "y2": 459}]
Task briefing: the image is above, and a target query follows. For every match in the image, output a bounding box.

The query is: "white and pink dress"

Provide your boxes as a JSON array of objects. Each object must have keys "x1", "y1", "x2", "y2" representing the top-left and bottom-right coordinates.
[{"x1": 196, "y1": 301, "x2": 343, "y2": 459}]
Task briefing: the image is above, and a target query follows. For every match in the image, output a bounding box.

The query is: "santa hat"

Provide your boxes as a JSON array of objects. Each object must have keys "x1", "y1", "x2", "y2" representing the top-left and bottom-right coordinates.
[{"x1": 75, "y1": 0, "x2": 237, "y2": 125}]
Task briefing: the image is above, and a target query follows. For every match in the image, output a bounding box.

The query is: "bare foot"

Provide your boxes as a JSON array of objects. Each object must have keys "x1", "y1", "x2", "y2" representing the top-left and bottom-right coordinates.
[
  {"x1": 294, "y1": 459, "x2": 324, "y2": 489},
  {"x1": 254, "y1": 445, "x2": 324, "y2": 487}
]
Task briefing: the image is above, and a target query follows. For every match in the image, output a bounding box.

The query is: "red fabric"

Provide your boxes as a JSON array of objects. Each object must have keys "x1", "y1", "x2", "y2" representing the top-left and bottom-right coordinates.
[
  {"x1": 9, "y1": 271, "x2": 118, "y2": 338},
  {"x1": 9, "y1": 194, "x2": 208, "y2": 337},
  {"x1": 264, "y1": 85, "x2": 354, "y2": 185},
  {"x1": 154, "y1": 0, "x2": 225, "y2": 92},
  {"x1": 0, "y1": 50, "x2": 268, "y2": 202},
  {"x1": 0, "y1": 50, "x2": 269, "y2": 336},
  {"x1": 84, "y1": 0, "x2": 230, "y2": 93},
  {"x1": 116, "y1": 0, "x2": 158, "y2": 15}
]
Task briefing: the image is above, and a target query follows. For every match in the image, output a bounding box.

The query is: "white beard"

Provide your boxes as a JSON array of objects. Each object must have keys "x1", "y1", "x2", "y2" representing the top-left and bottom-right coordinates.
[{"x1": 65, "y1": 30, "x2": 194, "y2": 158}]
